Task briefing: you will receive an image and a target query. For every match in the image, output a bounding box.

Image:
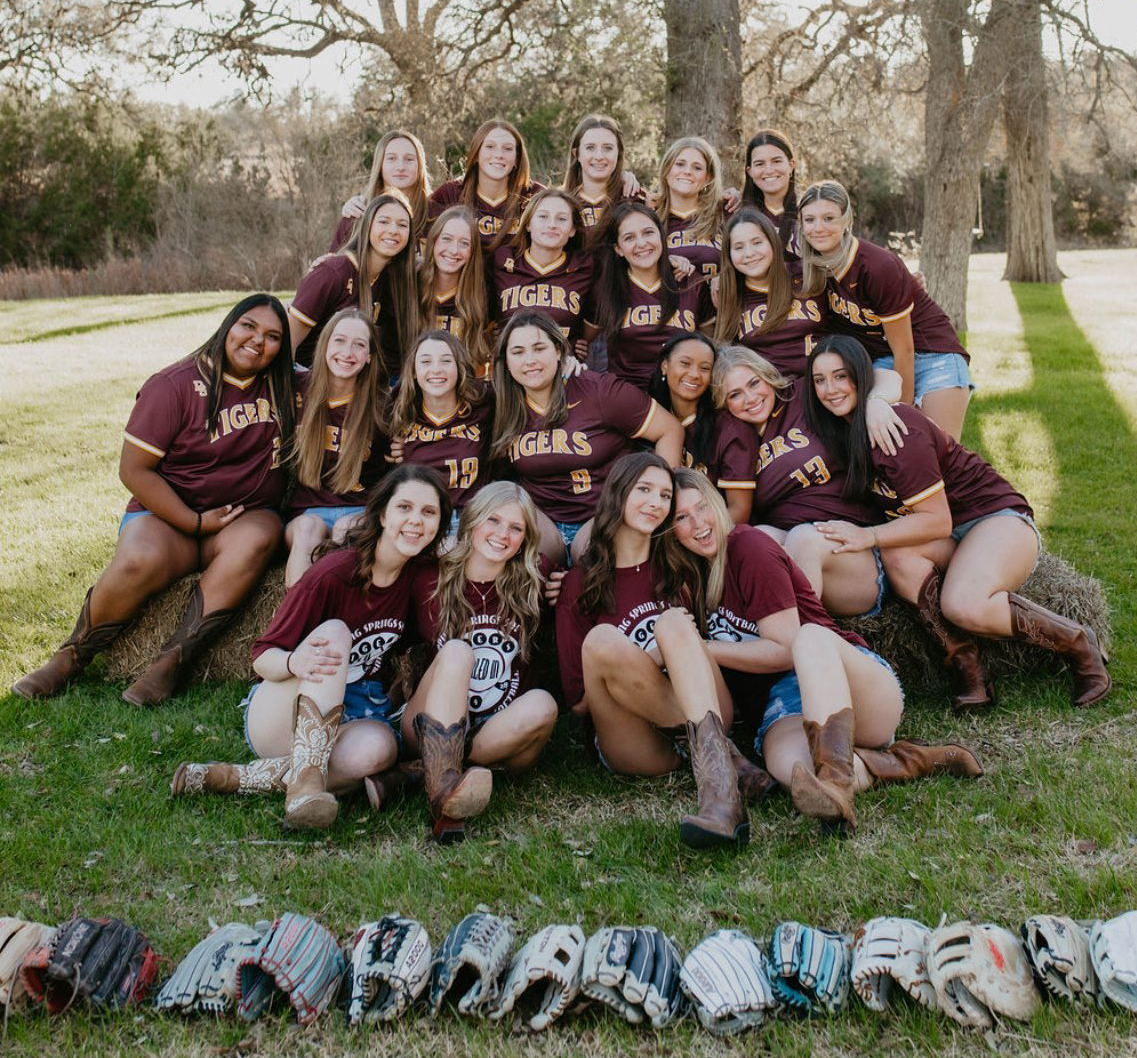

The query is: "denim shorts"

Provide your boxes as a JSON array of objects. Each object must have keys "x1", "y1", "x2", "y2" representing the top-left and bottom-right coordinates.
[
  {"x1": 555, "y1": 520, "x2": 585, "y2": 566},
  {"x1": 119, "y1": 509, "x2": 151, "y2": 533},
  {"x1": 952, "y1": 507, "x2": 1042, "y2": 575},
  {"x1": 861, "y1": 546, "x2": 888, "y2": 618},
  {"x1": 241, "y1": 677, "x2": 401, "y2": 753},
  {"x1": 874, "y1": 350, "x2": 974, "y2": 403},
  {"x1": 755, "y1": 647, "x2": 901, "y2": 750},
  {"x1": 292, "y1": 505, "x2": 365, "y2": 532},
  {"x1": 594, "y1": 725, "x2": 689, "y2": 773},
  {"x1": 446, "y1": 510, "x2": 462, "y2": 537}
]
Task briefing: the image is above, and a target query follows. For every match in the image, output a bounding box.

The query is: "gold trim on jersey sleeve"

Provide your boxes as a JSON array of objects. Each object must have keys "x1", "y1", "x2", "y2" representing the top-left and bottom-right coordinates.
[
  {"x1": 717, "y1": 479, "x2": 757, "y2": 490},
  {"x1": 879, "y1": 303, "x2": 914, "y2": 323},
  {"x1": 631, "y1": 399, "x2": 658, "y2": 440},
  {"x1": 833, "y1": 237, "x2": 859, "y2": 282},
  {"x1": 287, "y1": 303, "x2": 317, "y2": 327},
  {"x1": 903, "y1": 480, "x2": 946, "y2": 506},
  {"x1": 124, "y1": 432, "x2": 166, "y2": 458}
]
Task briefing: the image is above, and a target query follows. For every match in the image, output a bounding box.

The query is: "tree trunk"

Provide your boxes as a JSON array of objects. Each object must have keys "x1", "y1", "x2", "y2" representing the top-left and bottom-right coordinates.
[
  {"x1": 662, "y1": 0, "x2": 741, "y2": 167},
  {"x1": 1001, "y1": 0, "x2": 1062, "y2": 282},
  {"x1": 919, "y1": 0, "x2": 1013, "y2": 333}
]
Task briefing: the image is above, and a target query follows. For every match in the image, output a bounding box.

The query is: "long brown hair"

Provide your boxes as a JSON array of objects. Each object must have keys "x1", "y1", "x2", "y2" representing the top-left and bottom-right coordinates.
[
  {"x1": 361, "y1": 130, "x2": 431, "y2": 238},
  {"x1": 655, "y1": 136, "x2": 724, "y2": 244},
  {"x1": 562, "y1": 113, "x2": 626, "y2": 233},
  {"x1": 292, "y1": 308, "x2": 389, "y2": 495},
  {"x1": 431, "y1": 481, "x2": 544, "y2": 662},
  {"x1": 389, "y1": 330, "x2": 483, "y2": 438},
  {"x1": 317, "y1": 463, "x2": 451, "y2": 583},
  {"x1": 416, "y1": 206, "x2": 489, "y2": 370},
  {"x1": 509, "y1": 187, "x2": 586, "y2": 256},
  {"x1": 672, "y1": 467, "x2": 733, "y2": 620},
  {"x1": 715, "y1": 208, "x2": 794, "y2": 344},
  {"x1": 490, "y1": 310, "x2": 572, "y2": 459},
  {"x1": 797, "y1": 179, "x2": 855, "y2": 297},
  {"x1": 575, "y1": 451, "x2": 698, "y2": 617},
  {"x1": 459, "y1": 118, "x2": 532, "y2": 250}
]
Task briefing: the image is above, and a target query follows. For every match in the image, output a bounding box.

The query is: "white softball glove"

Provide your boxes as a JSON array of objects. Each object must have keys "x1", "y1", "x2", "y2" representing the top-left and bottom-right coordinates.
[
  {"x1": 851, "y1": 916, "x2": 938, "y2": 1012},
  {"x1": 489, "y1": 924, "x2": 585, "y2": 1031},
  {"x1": 347, "y1": 915, "x2": 432, "y2": 1024},
  {"x1": 680, "y1": 929, "x2": 778, "y2": 1035},
  {"x1": 1021, "y1": 915, "x2": 1099, "y2": 1007},
  {"x1": 1089, "y1": 911, "x2": 1137, "y2": 1013}
]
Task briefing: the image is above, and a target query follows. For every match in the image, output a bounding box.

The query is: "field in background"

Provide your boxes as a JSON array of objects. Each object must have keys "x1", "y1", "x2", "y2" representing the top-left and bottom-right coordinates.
[{"x1": 0, "y1": 251, "x2": 1135, "y2": 1057}]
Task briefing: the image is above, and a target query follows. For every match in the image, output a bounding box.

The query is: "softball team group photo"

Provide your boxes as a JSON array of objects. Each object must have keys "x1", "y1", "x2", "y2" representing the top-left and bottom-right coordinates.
[{"x1": 12, "y1": 116, "x2": 1113, "y2": 853}]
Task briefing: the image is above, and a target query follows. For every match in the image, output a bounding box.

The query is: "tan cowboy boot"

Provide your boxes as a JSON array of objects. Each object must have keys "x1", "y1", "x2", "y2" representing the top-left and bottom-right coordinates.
[
  {"x1": 790, "y1": 707, "x2": 857, "y2": 833},
  {"x1": 912, "y1": 569, "x2": 994, "y2": 711},
  {"x1": 283, "y1": 695, "x2": 343, "y2": 829},
  {"x1": 855, "y1": 740, "x2": 984, "y2": 785},
  {"x1": 679, "y1": 711, "x2": 750, "y2": 849},
  {"x1": 1008, "y1": 593, "x2": 1111, "y2": 707},
  {"x1": 171, "y1": 756, "x2": 291, "y2": 796},
  {"x1": 414, "y1": 713, "x2": 492, "y2": 844}
]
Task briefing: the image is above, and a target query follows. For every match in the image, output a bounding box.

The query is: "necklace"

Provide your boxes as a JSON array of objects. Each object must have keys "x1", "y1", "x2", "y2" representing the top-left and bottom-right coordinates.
[{"x1": 469, "y1": 579, "x2": 496, "y2": 612}]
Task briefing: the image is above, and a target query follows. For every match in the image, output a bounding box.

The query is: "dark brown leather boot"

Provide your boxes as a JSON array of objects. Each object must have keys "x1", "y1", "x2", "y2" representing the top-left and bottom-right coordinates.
[
  {"x1": 122, "y1": 585, "x2": 235, "y2": 707},
  {"x1": 679, "y1": 711, "x2": 750, "y2": 849},
  {"x1": 855, "y1": 739, "x2": 984, "y2": 785},
  {"x1": 790, "y1": 707, "x2": 857, "y2": 833},
  {"x1": 1008, "y1": 593, "x2": 1111, "y2": 707},
  {"x1": 283, "y1": 694, "x2": 343, "y2": 829},
  {"x1": 363, "y1": 760, "x2": 425, "y2": 811},
  {"x1": 414, "y1": 713, "x2": 492, "y2": 844},
  {"x1": 912, "y1": 569, "x2": 994, "y2": 711},
  {"x1": 171, "y1": 756, "x2": 291, "y2": 796},
  {"x1": 728, "y1": 741, "x2": 778, "y2": 803},
  {"x1": 12, "y1": 588, "x2": 128, "y2": 699}
]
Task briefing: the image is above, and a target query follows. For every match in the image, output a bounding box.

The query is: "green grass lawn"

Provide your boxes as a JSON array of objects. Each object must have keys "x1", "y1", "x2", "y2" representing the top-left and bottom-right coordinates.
[{"x1": 1, "y1": 255, "x2": 1135, "y2": 1056}]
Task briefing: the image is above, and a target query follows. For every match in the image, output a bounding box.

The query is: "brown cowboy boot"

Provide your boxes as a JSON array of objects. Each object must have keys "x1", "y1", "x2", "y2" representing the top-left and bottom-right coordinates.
[
  {"x1": 855, "y1": 739, "x2": 984, "y2": 785},
  {"x1": 414, "y1": 713, "x2": 492, "y2": 844},
  {"x1": 363, "y1": 760, "x2": 425, "y2": 811},
  {"x1": 790, "y1": 707, "x2": 857, "y2": 833},
  {"x1": 122, "y1": 585, "x2": 235, "y2": 707},
  {"x1": 12, "y1": 588, "x2": 128, "y2": 699},
  {"x1": 729, "y1": 741, "x2": 778, "y2": 803},
  {"x1": 679, "y1": 711, "x2": 750, "y2": 849},
  {"x1": 912, "y1": 569, "x2": 994, "y2": 711},
  {"x1": 1008, "y1": 593, "x2": 1111, "y2": 707},
  {"x1": 170, "y1": 756, "x2": 291, "y2": 796},
  {"x1": 283, "y1": 695, "x2": 343, "y2": 829}
]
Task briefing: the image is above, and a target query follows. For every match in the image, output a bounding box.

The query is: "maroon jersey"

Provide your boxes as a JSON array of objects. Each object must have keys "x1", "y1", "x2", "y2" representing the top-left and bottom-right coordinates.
[
  {"x1": 555, "y1": 560, "x2": 671, "y2": 707},
  {"x1": 869, "y1": 403, "x2": 1032, "y2": 525},
  {"x1": 287, "y1": 253, "x2": 373, "y2": 367},
  {"x1": 413, "y1": 566, "x2": 535, "y2": 721},
  {"x1": 288, "y1": 376, "x2": 388, "y2": 516},
  {"x1": 400, "y1": 386, "x2": 494, "y2": 509},
  {"x1": 750, "y1": 384, "x2": 876, "y2": 530},
  {"x1": 428, "y1": 180, "x2": 544, "y2": 248},
  {"x1": 756, "y1": 202, "x2": 801, "y2": 259},
  {"x1": 665, "y1": 209, "x2": 722, "y2": 279},
  {"x1": 252, "y1": 549, "x2": 418, "y2": 683},
  {"x1": 491, "y1": 247, "x2": 593, "y2": 342},
  {"x1": 735, "y1": 270, "x2": 828, "y2": 379},
  {"x1": 601, "y1": 275, "x2": 714, "y2": 388},
  {"x1": 508, "y1": 372, "x2": 657, "y2": 524},
  {"x1": 682, "y1": 410, "x2": 759, "y2": 495},
  {"x1": 827, "y1": 238, "x2": 968, "y2": 361},
  {"x1": 577, "y1": 190, "x2": 645, "y2": 231},
  {"x1": 124, "y1": 358, "x2": 287, "y2": 515}
]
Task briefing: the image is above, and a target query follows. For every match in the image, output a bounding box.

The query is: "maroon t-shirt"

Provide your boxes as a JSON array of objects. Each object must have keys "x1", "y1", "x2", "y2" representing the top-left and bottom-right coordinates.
[
  {"x1": 124, "y1": 358, "x2": 288, "y2": 514},
  {"x1": 665, "y1": 209, "x2": 722, "y2": 279},
  {"x1": 288, "y1": 253, "x2": 376, "y2": 367},
  {"x1": 491, "y1": 247, "x2": 594, "y2": 343},
  {"x1": 601, "y1": 275, "x2": 714, "y2": 388},
  {"x1": 555, "y1": 561, "x2": 671, "y2": 707},
  {"x1": 869, "y1": 403, "x2": 1032, "y2": 525},
  {"x1": 252, "y1": 549, "x2": 418, "y2": 683},
  {"x1": 399, "y1": 387, "x2": 494, "y2": 509},
  {"x1": 507, "y1": 372, "x2": 657, "y2": 524},
  {"x1": 736, "y1": 272, "x2": 829, "y2": 379},
  {"x1": 749, "y1": 384, "x2": 876, "y2": 530},
  {"x1": 428, "y1": 180, "x2": 544, "y2": 248},
  {"x1": 413, "y1": 566, "x2": 535, "y2": 721},
  {"x1": 682, "y1": 410, "x2": 759, "y2": 494},
  {"x1": 288, "y1": 376, "x2": 389, "y2": 515},
  {"x1": 827, "y1": 238, "x2": 968, "y2": 361}
]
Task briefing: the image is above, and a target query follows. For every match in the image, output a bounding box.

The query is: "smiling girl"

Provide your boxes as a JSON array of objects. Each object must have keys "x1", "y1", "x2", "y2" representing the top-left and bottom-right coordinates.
[
  {"x1": 561, "y1": 114, "x2": 642, "y2": 236},
  {"x1": 739, "y1": 129, "x2": 800, "y2": 258},
  {"x1": 655, "y1": 136, "x2": 727, "y2": 279}
]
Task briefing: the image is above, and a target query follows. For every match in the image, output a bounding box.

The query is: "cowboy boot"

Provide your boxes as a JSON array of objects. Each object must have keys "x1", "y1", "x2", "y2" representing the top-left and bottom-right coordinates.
[
  {"x1": 855, "y1": 739, "x2": 984, "y2": 786},
  {"x1": 283, "y1": 695, "x2": 343, "y2": 829},
  {"x1": 1008, "y1": 593, "x2": 1111, "y2": 707},
  {"x1": 363, "y1": 760, "x2": 424, "y2": 811},
  {"x1": 790, "y1": 707, "x2": 857, "y2": 833},
  {"x1": 12, "y1": 588, "x2": 128, "y2": 699},
  {"x1": 122, "y1": 585, "x2": 235, "y2": 707},
  {"x1": 170, "y1": 756, "x2": 291, "y2": 796},
  {"x1": 414, "y1": 713, "x2": 492, "y2": 844},
  {"x1": 912, "y1": 569, "x2": 994, "y2": 711},
  {"x1": 729, "y1": 741, "x2": 778, "y2": 803},
  {"x1": 679, "y1": 711, "x2": 750, "y2": 849}
]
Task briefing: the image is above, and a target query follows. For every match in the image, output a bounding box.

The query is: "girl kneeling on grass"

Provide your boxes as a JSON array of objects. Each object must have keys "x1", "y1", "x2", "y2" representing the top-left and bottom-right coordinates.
[
  {"x1": 670, "y1": 467, "x2": 983, "y2": 835},
  {"x1": 13, "y1": 294, "x2": 297, "y2": 708},
  {"x1": 554, "y1": 451, "x2": 751, "y2": 850},
  {"x1": 370, "y1": 481, "x2": 557, "y2": 843},
  {"x1": 283, "y1": 308, "x2": 390, "y2": 588},
  {"x1": 803, "y1": 335, "x2": 1111, "y2": 710},
  {"x1": 171, "y1": 464, "x2": 451, "y2": 830}
]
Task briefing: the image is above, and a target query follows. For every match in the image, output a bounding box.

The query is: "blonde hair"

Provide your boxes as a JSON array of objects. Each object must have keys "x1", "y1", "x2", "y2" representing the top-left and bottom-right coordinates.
[
  {"x1": 362, "y1": 130, "x2": 431, "y2": 237},
  {"x1": 431, "y1": 482, "x2": 544, "y2": 661},
  {"x1": 672, "y1": 467, "x2": 732, "y2": 613},
  {"x1": 711, "y1": 345, "x2": 791, "y2": 409},
  {"x1": 655, "y1": 136, "x2": 724, "y2": 245},
  {"x1": 797, "y1": 180, "x2": 855, "y2": 297}
]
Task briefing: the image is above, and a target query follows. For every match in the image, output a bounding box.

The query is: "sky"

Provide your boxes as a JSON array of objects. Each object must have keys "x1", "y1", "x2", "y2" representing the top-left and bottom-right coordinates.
[{"x1": 131, "y1": 0, "x2": 1137, "y2": 110}]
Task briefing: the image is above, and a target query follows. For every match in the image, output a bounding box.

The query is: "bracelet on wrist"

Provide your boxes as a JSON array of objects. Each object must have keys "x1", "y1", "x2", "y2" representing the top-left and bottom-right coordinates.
[{"x1": 285, "y1": 651, "x2": 296, "y2": 678}]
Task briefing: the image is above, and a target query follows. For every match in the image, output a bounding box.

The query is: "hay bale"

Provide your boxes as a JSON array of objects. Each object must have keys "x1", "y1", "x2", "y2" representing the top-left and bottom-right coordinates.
[
  {"x1": 841, "y1": 550, "x2": 1112, "y2": 691},
  {"x1": 104, "y1": 566, "x2": 287, "y2": 682}
]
